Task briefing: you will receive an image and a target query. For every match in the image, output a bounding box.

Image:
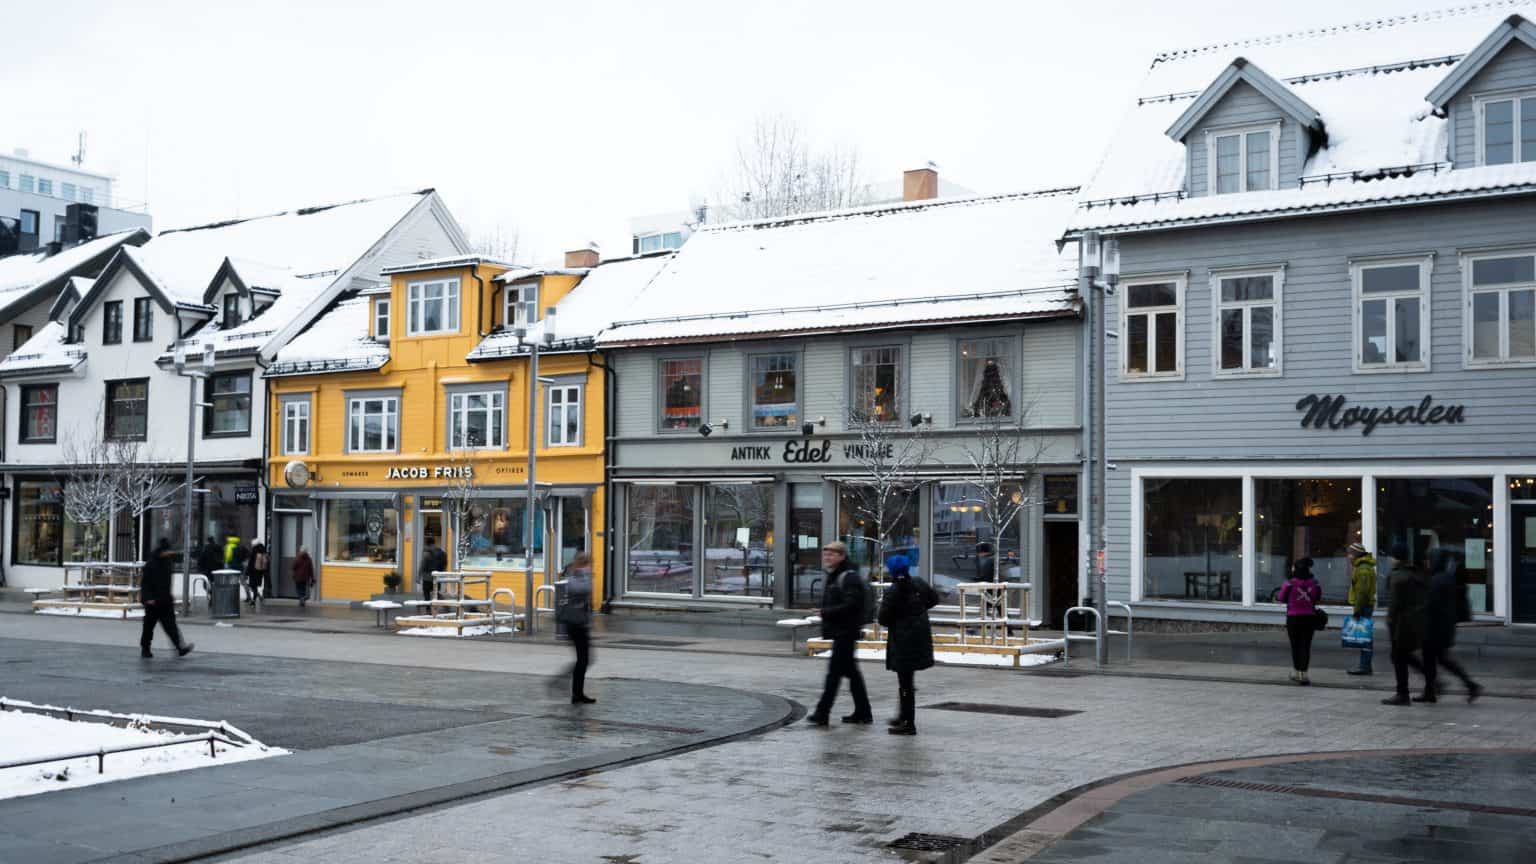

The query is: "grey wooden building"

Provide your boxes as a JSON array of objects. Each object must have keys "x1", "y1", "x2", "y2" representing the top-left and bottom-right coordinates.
[{"x1": 1068, "y1": 7, "x2": 1536, "y2": 627}]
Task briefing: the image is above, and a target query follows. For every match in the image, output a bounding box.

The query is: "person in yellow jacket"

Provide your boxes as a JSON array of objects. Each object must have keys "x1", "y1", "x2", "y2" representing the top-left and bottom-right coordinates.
[{"x1": 1345, "y1": 543, "x2": 1377, "y2": 675}]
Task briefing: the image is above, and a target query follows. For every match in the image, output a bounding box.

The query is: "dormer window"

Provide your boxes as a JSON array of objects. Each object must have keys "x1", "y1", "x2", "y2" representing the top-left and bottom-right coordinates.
[
  {"x1": 374, "y1": 297, "x2": 390, "y2": 340},
  {"x1": 222, "y1": 294, "x2": 242, "y2": 329},
  {"x1": 1208, "y1": 123, "x2": 1279, "y2": 194},
  {"x1": 505, "y1": 282, "x2": 536, "y2": 330},
  {"x1": 1476, "y1": 91, "x2": 1536, "y2": 165}
]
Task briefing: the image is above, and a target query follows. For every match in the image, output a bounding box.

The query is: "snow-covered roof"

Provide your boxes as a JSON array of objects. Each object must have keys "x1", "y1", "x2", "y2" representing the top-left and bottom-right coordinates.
[
  {"x1": 596, "y1": 189, "x2": 1080, "y2": 346},
  {"x1": 172, "y1": 268, "x2": 334, "y2": 360},
  {"x1": 495, "y1": 267, "x2": 590, "y2": 282},
  {"x1": 0, "y1": 229, "x2": 148, "y2": 321},
  {"x1": 0, "y1": 322, "x2": 85, "y2": 378},
  {"x1": 265, "y1": 296, "x2": 390, "y2": 377},
  {"x1": 469, "y1": 252, "x2": 675, "y2": 359},
  {"x1": 380, "y1": 254, "x2": 519, "y2": 276},
  {"x1": 1071, "y1": 2, "x2": 1536, "y2": 233}
]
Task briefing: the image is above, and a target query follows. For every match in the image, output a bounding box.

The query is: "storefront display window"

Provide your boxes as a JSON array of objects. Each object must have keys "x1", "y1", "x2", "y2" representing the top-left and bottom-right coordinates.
[
  {"x1": 659, "y1": 358, "x2": 702, "y2": 431},
  {"x1": 788, "y1": 484, "x2": 824, "y2": 608},
  {"x1": 931, "y1": 483, "x2": 1022, "y2": 604},
  {"x1": 459, "y1": 497, "x2": 544, "y2": 570},
  {"x1": 1255, "y1": 478, "x2": 1361, "y2": 604},
  {"x1": 559, "y1": 498, "x2": 587, "y2": 570},
  {"x1": 837, "y1": 483, "x2": 920, "y2": 575},
  {"x1": 627, "y1": 485, "x2": 693, "y2": 594},
  {"x1": 703, "y1": 484, "x2": 774, "y2": 597},
  {"x1": 957, "y1": 338, "x2": 1015, "y2": 419},
  {"x1": 1377, "y1": 477, "x2": 1494, "y2": 614},
  {"x1": 16, "y1": 480, "x2": 64, "y2": 565},
  {"x1": 750, "y1": 354, "x2": 798, "y2": 428},
  {"x1": 325, "y1": 499, "x2": 399, "y2": 563},
  {"x1": 1143, "y1": 477, "x2": 1242, "y2": 601}
]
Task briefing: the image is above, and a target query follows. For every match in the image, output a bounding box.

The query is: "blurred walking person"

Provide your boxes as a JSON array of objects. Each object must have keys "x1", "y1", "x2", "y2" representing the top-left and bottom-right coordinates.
[
  {"x1": 878, "y1": 555, "x2": 938, "y2": 736},
  {"x1": 557, "y1": 552, "x2": 596, "y2": 705},
  {"x1": 245, "y1": 541, "x2": 270, "y2": 606},
  {"x1": 140, "y1": 538, "x2": 193, "y2": 659},
  {"x1": 1344, "y1": 543, "x2": 1377, "y2": 675},
  {"x1": 292, "y1": 546, "x2": 314, "y2": 607},
  {"x1": 1418, "y1": 548, "x2": 1483, "y2": 703},
  {"x1": 1382, "y1": 544, "x2": 1429, "y2": 706},
  {"x1": 1275, "y1": 557, "x2": 1322, "y2": 685},
  {"x1": 807, "y1": 541, "x2": 872, "y2": 726},
  {"x1": 418, "y1": 533, "x2": 447, "y2": 606}
]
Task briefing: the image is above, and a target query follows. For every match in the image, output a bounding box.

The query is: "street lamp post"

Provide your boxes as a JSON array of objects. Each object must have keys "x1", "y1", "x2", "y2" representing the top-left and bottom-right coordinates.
[
  {"x1": 173, "y1": 340, "x2": 217, "y2": 614},
  {"x1": 514, "y1": 284, "x2": 553, "y2": 634},
  {"x1": 1079, "y1": 231, "x2": 1119, "y2": 665}
]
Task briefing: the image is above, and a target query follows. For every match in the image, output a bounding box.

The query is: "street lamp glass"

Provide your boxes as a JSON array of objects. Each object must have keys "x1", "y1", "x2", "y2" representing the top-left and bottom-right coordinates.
[
  {"x1": 201, "y1": 343, "x2": 217, "y2": 371},
  {"x1": 1102, "y1": 239, "x2": 1121, "y2": 279},
  {"x1": 1080, "y1": 231, "x2": 1100, "y2": 267}
]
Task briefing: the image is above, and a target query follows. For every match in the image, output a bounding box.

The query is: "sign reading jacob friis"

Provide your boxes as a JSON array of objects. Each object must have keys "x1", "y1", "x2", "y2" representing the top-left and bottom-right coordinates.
[
  {"x1": 384, "y1": 465, "x2": 475, "y2": 480},
  {"x1": 1295, "y1": 394, "x2": 1466, "y2": 436}
]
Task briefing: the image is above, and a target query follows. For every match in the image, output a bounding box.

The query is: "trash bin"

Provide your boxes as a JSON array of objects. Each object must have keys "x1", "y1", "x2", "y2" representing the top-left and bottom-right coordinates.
[
  {"x1": 553, "y1": 579, "x2": 569, "y2": 638},
  {"x1": 210, "y1": 569, "x2": 242, "y2": 619}
]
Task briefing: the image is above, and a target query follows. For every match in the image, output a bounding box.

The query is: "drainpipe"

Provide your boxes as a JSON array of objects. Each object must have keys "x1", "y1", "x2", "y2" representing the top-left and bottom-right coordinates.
[
  {"x1": 470, "y1": 266, "x2": 486, "y2": 337},
  {"x1": 256, "y1": 355, "x2": 272, "y2": 554},
  {"x1": 587, "y1": 349, "x2": 617, "y2": 610}
]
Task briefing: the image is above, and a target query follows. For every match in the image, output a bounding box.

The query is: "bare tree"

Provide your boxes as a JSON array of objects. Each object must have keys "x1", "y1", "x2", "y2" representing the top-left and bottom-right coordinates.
[
  {"x1": 470, "y1": 223, "x2": 523, "y2": 265},
  {"x1": 440, "y1": 444, "x2": 484, "y2": 571},
  {"x1": 110, "y1": 441, "x2": 181, "y2": 560},
  {"x1": 58, "y1": 431, "x2": 117, "y2": 562},
  {"x1": 956, "y1": 408, "x2": 1050, "y2": 583},
  {"x1": 714, "y1": 114, "x2": 872, "y2": 221},
  {"x1": 839, "y1": 410, "x2": 937, "y2": 578}
]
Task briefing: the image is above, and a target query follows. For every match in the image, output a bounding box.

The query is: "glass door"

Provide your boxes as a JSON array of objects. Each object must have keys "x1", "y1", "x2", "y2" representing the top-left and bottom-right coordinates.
[
  {"x1": 274, "y1": 513, "x2": 308, "y2": 598},
  {"x1": 1514, "y1": 503, "x2": 1536, "y2": 624},
  {"x1": 789, "y1": 484, "x2": 823, "y2": 607},
  {"x1": 418, "y1": 510, "x2": 445, "y2": 594}
]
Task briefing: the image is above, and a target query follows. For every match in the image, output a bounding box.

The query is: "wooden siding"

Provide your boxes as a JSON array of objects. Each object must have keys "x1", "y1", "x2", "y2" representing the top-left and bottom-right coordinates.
[
  {"x1": 1449, "y1": 41, "x2": 1536, "y2": 166},
  {"x1": 1184, "y1": 81, "x2": 1299, "y2": 197}
]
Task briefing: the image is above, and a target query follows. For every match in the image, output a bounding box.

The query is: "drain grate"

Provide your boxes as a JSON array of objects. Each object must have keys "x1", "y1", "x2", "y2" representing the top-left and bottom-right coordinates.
[
  {"x1": 926, "y1": 702, "x2": 1082, "y2": 719},
  {"x1": 887, "y1": 832, "x2": 971, "y2": 852},
  {"x1": 607, "y1": 638, "x2": 698, "y2": 648},
  {"x1": 1177, "y1": 775, "x2": 1536, "y2": 818}
]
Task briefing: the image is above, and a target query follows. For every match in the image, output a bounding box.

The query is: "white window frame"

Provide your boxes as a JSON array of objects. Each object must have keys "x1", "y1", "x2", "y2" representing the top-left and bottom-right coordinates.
[
  {"x1": 61, "y1": 182, "x2": 76, "y2": 200},
  {"x1": 1210, "y1": 267, "x2": 1284, "y2": 377},
  {"x1": 1119, "y1": 274, "x2": 1186, "y2": 381},
  {"x1": 347, "y1": 396, "x2": 399, "y2": 453},
  {"x1": 1473, "y1": 88, "x2": 1536, "y2": 166},
  {"x1": 448, "y1": 389, "x2": 505, "y2": 450},
  {"x1": 282, "y1": 398, "x2": 311, "y2": 456},
  {"x1": 405, "y1": 278, "x2": 460, "y2": 336},
  {"x1": 1351, "y1": 255, "x2": 1433, "y2": 374},
  {"x1": 504, "y1": 283, "x2": 531, "y2": 331},
  {"x1": 374, "y1": 297, "x2": 390, "y2": 340},
  {"x1": 546, "y1": 383, "x2": 584, "y2": 447},
  {"x1": 1462, "y1": 248, "x2": 1536, "y2": 368},
  {"x1": 1205, "y1": 121, "x2": 1281, "y2": 194},
  {"x1": 36, "y1": 178, "x2": 52, "y2": 196}
]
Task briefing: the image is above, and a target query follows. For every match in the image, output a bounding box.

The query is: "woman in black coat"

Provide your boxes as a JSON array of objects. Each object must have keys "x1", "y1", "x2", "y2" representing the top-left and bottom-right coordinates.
[{"x1": 877, "y1": 554, "x2": 938, "y2": 736}]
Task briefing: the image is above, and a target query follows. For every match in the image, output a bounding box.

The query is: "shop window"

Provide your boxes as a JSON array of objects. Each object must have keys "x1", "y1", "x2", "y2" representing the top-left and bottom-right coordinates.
[
  {"x1": 702, "y1": 484, "x2": 774, "y2": 597},
  {"x1": 204, "y1": 371, "x2": 252, "y2": 437},
  {"x1": 132, "y1": 298, "x2": 153, "y2": 342},
  {"x1": 1255, "y1": 478, "x2": 1362, "y2": 605},
  {"x1": 931, "y1": 482, "x2": 1022, "y2": 605},
  {"x1": 850, "y1": 345, "x2": 901, "y2": 423},
  {"x1": 20, "y1": 384, "x2": 57, "y2": 443},
  {"x1": 546, "y1": 384, "x2": 582, "y2": 447},
  {"x1": 1121, "y1": 278, "x2": 1183, "y2": 378},
  {"x1": 1377, "y1": 477, "x2": 1494, "y2": 615},
  {"x1": 1354, "y1": 258, "x2": 1430, "y2": 371},
  {"x1": 658, "y1": 357, "x2": 703, "y2": 431},
  {"x1": 282, "y1": 398, "x2": 310, "y2": 455},
  {"x1": 373, "y1": 298, "x2": 390, "y2": 340},
  {"x1": 1214, "y1": 270, "x2": 1281, "y2": 375},
  {"x1": 1466, "y1": 251, "x2": 1536, "y2": 364},
  {"x1": 627, "y1": 485, "x2": 694, "y2": 595},
  {"x1": 788, "y1": 484, "x2": 824, "y2": 608},
  {"x1": 102, "y1": 300, "x2": 123, "y2": 345},
  {"x1": 347, "y1": 395, "x2": 398, "y2": 453},
  {"x1": 837, "y1": 483, "x2": 920, "y2": 575},
  {"x1": 459, "y1": 498, "x2": 544, "y2": 571},
  {"x1": 559, "y1": 497, "x2": 588, "y2": 571},
  {"x1": 957, "y1": 338, "x2": 1015, "y2": 419},
  {"x1": 448, "y1": 390, "x2": 504, "y2": 450},
  {"x1": 325, "y1": 499, "x2": 398, "y2": 563},
  {"x1": 1208, "y1": 123, "x2": 1278, "y2": 194},
  {"x1": 1477, "y1": 91, "x2": 1536, "y2": 165},
  {"x1": 105, "y1": 378, "x2": 148, "y2": 441},
  {"x1": 15, "y1": 479, "x2": 64, "y2": 565},
  {"x1": 406, "y1": 278, "x2": 460, "y2": 335},
  {"x1": 749, "y1": 353, "x2": 798, "y2": 429},
  {"x1": 1142, "y1": 477, "x2": 1242, "y2": 601}
]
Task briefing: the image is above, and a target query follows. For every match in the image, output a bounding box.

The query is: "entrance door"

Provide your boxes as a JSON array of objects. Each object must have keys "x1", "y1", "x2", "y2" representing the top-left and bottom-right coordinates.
[
  {"x1": 788, "y1": 484, "x2": 823, "y2": 608},
  {"x1": 274, "y1": 513, "x2": 309, "y2": 598},
  {"x1": 1043, "y1": 521, "x2": 1079, "y2": 628},
  {"x1": 1514, "y1": 503, "x2": 1536, "y2": 624},
  {"x1": 418, "y1": 511, "x2": 445, "y2": 594}
]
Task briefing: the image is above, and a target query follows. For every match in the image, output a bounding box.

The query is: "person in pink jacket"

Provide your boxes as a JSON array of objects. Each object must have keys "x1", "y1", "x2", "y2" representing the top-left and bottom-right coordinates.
[{"x1": 1276, "y1": 557, "x2": 1323, "y2": 685}]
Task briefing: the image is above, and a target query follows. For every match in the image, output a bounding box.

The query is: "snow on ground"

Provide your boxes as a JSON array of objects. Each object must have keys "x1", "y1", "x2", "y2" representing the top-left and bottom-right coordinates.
[
  {"x1": 814, "y1": 647, "x2": 1059, "y2": 668},
  {"x1": 0, "y1": 709, "x2": 285, "y2": 800},
  {"x1": 36, "y1": 606, "x2": 142, "y2": 619},
  {"x1": 396, "y1": 625, "x2": 516, "y2": 638}
]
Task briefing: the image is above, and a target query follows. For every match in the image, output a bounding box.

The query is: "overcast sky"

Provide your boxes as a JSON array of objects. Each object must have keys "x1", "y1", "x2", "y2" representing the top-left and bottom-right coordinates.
[{"x1": 6, "y1": 0, "x2": 1469, "y2": 263}]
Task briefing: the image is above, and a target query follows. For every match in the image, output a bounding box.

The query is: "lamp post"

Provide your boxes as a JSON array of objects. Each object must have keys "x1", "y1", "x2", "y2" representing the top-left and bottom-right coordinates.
[
  {"x1": 1079, "y1": 231, "x2": 1119, "y2": 665},
  {"x1": 173, "y1": 340, "x2": 216, "y2": 613},
  {"x1": 515, "y1": 284, "x2": 553, "y2": 633}
]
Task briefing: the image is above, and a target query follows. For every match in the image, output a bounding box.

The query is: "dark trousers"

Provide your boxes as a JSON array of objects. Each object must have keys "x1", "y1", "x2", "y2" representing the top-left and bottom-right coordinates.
[
  {"x1": 1285, "y1": 616, "x2": 1315, "y2": 671},
  {"x1": 896, "y1": 669, "x2": 915, "y2": 691},
  {"x1": 814, "y1": 635, "x2": 870, "y2": 719},
  {"x1": 1423, "y1": 641, "x2": 1475, "y2": 693},
  {"x1": 568, "y1": 623, "x2": 591, "y2": 699},
  {"x1": 1392, "y1": 643, "x2": 1426, "y2": 695},
  {"x1": 140, "y1": 602, "x2": 184, "y2": 649}
]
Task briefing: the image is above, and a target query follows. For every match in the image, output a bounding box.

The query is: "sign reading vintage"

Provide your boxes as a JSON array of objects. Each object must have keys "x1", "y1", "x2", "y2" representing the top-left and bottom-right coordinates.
[
  {"x1": 1295, "y1": 394, "x2": 1466, "y2": 436},
  {"x1": 728, "y1": 440, "x2": 895, "y2": 464}
]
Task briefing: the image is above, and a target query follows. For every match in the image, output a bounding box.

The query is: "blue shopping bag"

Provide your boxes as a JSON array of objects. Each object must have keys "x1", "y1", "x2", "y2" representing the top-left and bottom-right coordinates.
[{"x1": 1340, "y1": 614, "x2": 1374, "y2": 648}]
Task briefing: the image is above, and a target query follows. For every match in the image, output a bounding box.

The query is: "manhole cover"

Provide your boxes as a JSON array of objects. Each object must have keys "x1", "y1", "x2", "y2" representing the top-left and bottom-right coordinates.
[
  {"x1": 888, "y1": 832, "x2": 970, "y2": 852},
  {"x1": 926, "y1": 702, "x2": 1081, "y2": 719},
  {"x1": 607, "y1": 639, "x2": 697, "y2": 648}
]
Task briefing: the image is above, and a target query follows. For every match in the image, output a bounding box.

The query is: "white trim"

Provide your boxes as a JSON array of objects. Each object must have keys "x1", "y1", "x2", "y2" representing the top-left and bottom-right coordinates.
[
  {"x1": 405, "y1": 277, "x2": 461, "y2": 337},
  {"x1": 1118, "y1": 273, "x2": 1186, "y2": 381},
  {"x1": 1210, "y1": 266, "x2": 1284, "y2": 378},
  {"x1": 1240, "y1": 475, "x2": 1255, "y2": 606},
  {"x1": 546, "y1": 382, "x2": 584, "y2": 448},
  {"x1": 1204, "y1": 121, "x2": 1281, "y2": 195},
  {"x1": 447, "y1": 389, "x2": 507, "y2": 450},
  {"x1": 1461, "y1": 247, "x2": 1536, "y2": 368},
  {"x1": 1472, "y1": 87, "x2": 1536, "y2": 167},
  {"x1": 1350, "y1": 254, "x2": 1433, "y2": 374},
  {"x1": 346, "y1": 395, "x2": 399, "y2": 453},
  {"x1": 373, "y1": 297, "x2": 390, "y2": 340},
  {"x1": 1494, "y1": 472, "x2": 1510, "y2": 620},
  {"x1": 281, "y1": 397, "x2": 310, "y2": 456}
]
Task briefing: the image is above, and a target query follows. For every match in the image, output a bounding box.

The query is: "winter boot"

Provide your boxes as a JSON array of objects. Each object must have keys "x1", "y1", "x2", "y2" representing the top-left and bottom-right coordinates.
[
  {"x1": 889, "y1": 688, "x2": 917, "y2": 736},
  {"x1": 140, "y1": 647, "x2": 153, "y2": 659},
  {"x1": 177, "y1": 642, "x2": 195, "y2": 657}
]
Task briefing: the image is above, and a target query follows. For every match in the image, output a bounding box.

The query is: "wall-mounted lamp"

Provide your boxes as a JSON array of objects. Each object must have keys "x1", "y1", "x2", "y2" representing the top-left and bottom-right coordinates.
[
  {"x1": 908, "y1": 412, "x2": 932, "y2": 428},
  {"x1": 699, "y1": 418, "x2": 728, "y2": 437},
  {"x1": 800, "y1": 416, "x2": 827, "y2": 436}
]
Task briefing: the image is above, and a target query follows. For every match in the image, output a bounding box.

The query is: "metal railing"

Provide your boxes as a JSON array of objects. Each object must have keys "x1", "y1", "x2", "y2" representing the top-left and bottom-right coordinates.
[
  {"x1": 0, "y1": 698, "x2": 250, "y2": 775},
  {"x1": 1061, "y1": 602, "x2": 1134, "y2": 668},
  {"x1": 490, "y1": 588, "x2": 521, "y2": 638},
  {"x1": 0, "y1": 731, "x2": 242, "y2": 775}
]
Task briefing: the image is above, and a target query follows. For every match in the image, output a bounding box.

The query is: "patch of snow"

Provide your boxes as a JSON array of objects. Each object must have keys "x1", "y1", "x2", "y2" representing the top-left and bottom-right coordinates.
[
  {"x1": 470, "y1": 253, "x2": 675, "y2": 358},
  {"x1": 0, "y1": 709, "x2": 285, "y2": 801},
  {"x1": 35, "y1": 606, "x2": 143, "y2": 619},
  {"x1": 0, "y1": 321, "x2": 81, "y2": 376},
  {"x1": 266, "y1": 296, "x2": 390, "y2": 376},
  {"x1": 396, "y1": 625, "x2": 516, "y2": 638},
  {"x1": 814, "y1": 647, "x2": 1059, "y2": 668}
]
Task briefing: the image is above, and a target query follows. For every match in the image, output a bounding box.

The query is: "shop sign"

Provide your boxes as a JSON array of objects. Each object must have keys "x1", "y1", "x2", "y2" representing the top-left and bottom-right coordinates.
[
  {"x1": 727, "y1": 439, "x2": 897, "y2": 464},
  {"x1": 234, "y1": 486, "x2": 259, "y2": 504},
  {"x1": 384, "y1": 465, "x2": 475, "y2": 480},
  {"x1": 419, "y1": 497, "x2": 444, "y2": 510},
  {"x1": 1295, "y1": 394, "x2": 1466, "y2": 436}
]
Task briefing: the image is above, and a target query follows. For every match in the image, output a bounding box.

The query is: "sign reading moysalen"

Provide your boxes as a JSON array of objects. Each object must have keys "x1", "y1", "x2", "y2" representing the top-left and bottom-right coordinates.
[{"x1": 1295, "y1": 394, "x2": 1466, "y2": 436}]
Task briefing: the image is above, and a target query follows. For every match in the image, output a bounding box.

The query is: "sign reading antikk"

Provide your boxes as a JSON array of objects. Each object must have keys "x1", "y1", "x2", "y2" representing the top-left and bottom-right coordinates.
[
  {"x1": 1295, "y1": 394, "x2": 1466, "y2": 436},
  {"x1": 728, "y1": 440, "x2": 895, "y2": 463},
  {"x1": 385, "y1": 465, "x2": 475, "y2": 480}
]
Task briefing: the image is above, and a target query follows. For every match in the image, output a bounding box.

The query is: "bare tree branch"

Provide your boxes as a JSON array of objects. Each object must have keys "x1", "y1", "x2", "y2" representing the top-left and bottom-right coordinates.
[
  {"x1": 712, "y1": 114, "x2": 872, "y2": 221},
  {"x1": 110, "y1": 441, "x2": 181, "y2": 559},
  {"x1": 955, "y1": 398, "x2": 1051, "y2": 583},
  {"x1": 57, "y1": 413, "x2": 116, "y2": 562},
  {"x1": 839, "y1": 407, "x2": 937, "y2": 576}
]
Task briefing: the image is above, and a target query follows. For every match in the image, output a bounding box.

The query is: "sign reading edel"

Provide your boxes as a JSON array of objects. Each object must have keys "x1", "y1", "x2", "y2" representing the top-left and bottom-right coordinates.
[{"x1": 1295, "y1": 394, "x2": 1466, "y2": 436}]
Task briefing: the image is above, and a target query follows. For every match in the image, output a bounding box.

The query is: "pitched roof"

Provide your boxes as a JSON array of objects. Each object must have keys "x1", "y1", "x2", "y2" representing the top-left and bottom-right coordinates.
[
  {"x1": 0, "y1": 322, "x2": 85, "y2": 379},
  {"x1": 1427, "y1": 12, "x2": 1536, "y2": 105},
  {"x1": 1164, "y1": 58, "x2": 1323, "y2": 141},
  {"x1": 0, "y1": 229, "x2": 149, "y2": 325},
  {"x1": 597, "y1": 189, "x2": 1080, "y2": 347},
  {"x1": 1072, "y1": 2, "x2": 1536, "y2": 234},
  {"x1": 265, "y1": 295, "x2": 390, "y2": 377}
]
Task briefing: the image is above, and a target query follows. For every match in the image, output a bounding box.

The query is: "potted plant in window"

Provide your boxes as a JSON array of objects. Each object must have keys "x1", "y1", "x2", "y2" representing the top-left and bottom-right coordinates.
[{"x1": 382, "y1": 570, "x2": 402, "y2": 594}]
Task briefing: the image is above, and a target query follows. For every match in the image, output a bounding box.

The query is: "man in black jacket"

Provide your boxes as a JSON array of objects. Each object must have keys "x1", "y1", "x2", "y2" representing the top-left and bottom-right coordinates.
[
  {"x1": 141, "y1": 538, "x2": 194, "y2": 659},
  {"x1": 419, "y1": 534, "x2": 448, "y2": 604},
  {"x1": 808, "y1": 541, "x2": 872, "y2": 726}
]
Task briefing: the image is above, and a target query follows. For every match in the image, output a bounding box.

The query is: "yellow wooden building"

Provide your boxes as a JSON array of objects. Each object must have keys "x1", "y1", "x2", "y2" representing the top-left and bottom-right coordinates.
[{"x1": 262, "y1": 249, "x2": 623, "y2": 611}]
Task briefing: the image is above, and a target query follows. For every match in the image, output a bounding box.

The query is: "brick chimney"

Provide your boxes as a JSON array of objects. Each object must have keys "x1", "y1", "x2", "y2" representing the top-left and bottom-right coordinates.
[
  {"x1": 564, "y1": 243, "x2": 599, "y2": 269},
  {"x1": 903, "y1": 165, "x2": 938, "y2": 202}
]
